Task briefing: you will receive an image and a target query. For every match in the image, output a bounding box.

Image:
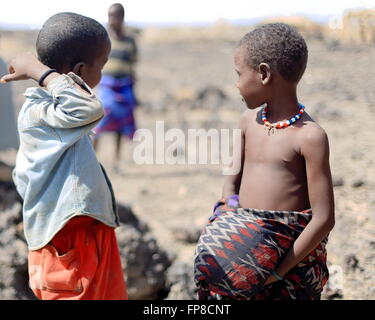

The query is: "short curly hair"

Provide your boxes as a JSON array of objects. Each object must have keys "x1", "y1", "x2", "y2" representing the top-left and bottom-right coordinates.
[
  {"x1": 36, "y1": 12, "x2": 109, "y2": 72},
  {"x1": 238, "y1": 23, "x2": 308, "y2": 83}
]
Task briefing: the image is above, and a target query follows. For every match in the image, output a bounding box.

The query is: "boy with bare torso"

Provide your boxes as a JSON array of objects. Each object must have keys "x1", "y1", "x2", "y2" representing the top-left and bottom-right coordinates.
[{"x1": 195, "y1": 23, "x2": 335, "y2": 300}]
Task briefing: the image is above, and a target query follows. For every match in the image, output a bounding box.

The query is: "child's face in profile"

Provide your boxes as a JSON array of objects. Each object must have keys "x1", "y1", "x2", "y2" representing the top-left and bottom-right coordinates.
[
  {"x1": 81, "y1": 38, "x2": 111, "y2": 88},
  {"x1": 234, "y1": 47, "x2": 266, "y2": 109}
]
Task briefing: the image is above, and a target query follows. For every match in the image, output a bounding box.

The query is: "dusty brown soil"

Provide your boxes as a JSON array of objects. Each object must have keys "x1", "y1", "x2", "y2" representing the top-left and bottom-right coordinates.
[{"x1": 0, "y1": 25, "x2": 374, "y2": 299}]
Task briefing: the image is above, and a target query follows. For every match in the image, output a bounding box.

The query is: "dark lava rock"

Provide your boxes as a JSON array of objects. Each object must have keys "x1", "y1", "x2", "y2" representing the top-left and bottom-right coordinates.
[
  {"x1": 165, "y1": 261, "x2": 197, "y2": 300},
  {"x1": 115, "y1": 203, "x2": 172, "y2": 299},
  {"x1": 333, "y1": 176, "x2": 345, "y2": 187},
  {"x1": 171, "y1": 224, "x2": 201, "y2": 244},
  {"x1": 351, "y1": 179, "x2": 365, "y2": 188}
]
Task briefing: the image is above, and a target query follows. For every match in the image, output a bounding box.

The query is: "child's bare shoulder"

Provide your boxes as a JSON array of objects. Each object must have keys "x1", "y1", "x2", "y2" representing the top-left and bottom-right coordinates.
[
  {"x1": 299, "y1": 113, "x2": 330, "y2": 151},
  {"x1": 238, "y1": 107, "x2": 262, "y2": 132}
]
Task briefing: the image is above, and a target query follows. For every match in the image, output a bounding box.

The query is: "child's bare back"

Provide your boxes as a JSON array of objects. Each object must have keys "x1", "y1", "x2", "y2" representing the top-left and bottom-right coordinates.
[{"x1": 239, "y1": 108, "x2": 327, "y2": 212}]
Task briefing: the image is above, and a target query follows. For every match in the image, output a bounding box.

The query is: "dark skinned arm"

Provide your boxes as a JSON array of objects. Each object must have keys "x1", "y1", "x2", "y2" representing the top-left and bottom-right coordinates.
[
  {"x1": 265, "y1": 126, "x2": 335, "y2": 285},
  {"x1": 222, "y1": 111, "x2": 246, "y2": 199},
  {"x1": 0, "y1": 52, "x2": 86, "y2": 93}
]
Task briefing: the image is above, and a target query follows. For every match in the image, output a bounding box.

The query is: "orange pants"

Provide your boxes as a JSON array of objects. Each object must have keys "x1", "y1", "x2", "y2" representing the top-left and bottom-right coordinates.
[{"x1": 28, "y1": 216, "x2": 128, "y2": 300}]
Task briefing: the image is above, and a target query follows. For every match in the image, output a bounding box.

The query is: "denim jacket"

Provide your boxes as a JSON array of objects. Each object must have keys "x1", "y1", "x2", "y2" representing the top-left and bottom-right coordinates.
[{"x1": 13, "y1": 73, "x2": 120, "y2": 250}]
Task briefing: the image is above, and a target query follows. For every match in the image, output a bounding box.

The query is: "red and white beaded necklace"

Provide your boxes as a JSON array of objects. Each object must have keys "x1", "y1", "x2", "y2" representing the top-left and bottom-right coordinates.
[{"x1": 262, "y1": 103, "x2": 305, "y2": 132}]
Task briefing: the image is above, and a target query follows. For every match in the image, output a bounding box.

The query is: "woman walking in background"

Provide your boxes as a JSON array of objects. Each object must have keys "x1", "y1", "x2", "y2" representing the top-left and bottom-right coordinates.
[{"x1": 94, "y1": 3, "x2": 138, "y2": 172}]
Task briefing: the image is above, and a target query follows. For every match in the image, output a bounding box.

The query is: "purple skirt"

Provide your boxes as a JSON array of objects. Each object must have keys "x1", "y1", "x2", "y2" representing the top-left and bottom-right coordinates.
[{"x1": 95, "y1": 75, "x2": 137, "y2": 138}]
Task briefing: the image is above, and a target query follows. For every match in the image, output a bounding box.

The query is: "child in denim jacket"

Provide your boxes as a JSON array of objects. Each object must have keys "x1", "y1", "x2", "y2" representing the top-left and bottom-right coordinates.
[{"x1": 1, "y1": 12, "x2": 127, "y2": 300}]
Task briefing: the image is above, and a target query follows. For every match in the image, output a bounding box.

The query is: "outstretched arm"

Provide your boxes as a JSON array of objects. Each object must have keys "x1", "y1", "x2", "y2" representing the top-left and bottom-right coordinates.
[
  {"x1": 265, "y1": 126, "x2": 335, "y2": 284},
  {"x1": 1, "y1": 52, "x2": 104, "y2": 129},
  {"x1": 1, "y1": 52, "x2": 60, "y2": 86}
]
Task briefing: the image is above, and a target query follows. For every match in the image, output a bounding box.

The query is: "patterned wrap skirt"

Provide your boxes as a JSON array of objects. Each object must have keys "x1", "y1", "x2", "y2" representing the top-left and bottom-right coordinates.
[
  {"x1": 95, "y1": 75, "x2": 137, "y2": 139},
  {"x1": 194, "y1": 195, "x2": 329, "y2": 300}
]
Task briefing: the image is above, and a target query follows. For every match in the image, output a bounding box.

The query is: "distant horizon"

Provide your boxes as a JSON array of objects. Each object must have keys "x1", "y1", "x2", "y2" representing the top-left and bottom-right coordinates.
[
  {"x1": 0, "y1": 0, "x2": 373, "y2": 31},
  {"x1": 0, "y1": 12, "x2": 337, "y2": 31}
]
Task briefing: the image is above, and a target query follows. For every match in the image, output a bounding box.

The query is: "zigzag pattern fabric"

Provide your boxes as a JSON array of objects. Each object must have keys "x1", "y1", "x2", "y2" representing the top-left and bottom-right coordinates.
[{"x1": 194, "y1": 199, "x2": 329, "y2": 300}]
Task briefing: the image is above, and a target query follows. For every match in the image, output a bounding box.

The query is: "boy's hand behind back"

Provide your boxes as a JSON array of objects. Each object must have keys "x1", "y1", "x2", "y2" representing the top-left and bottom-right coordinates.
[{"x1": 0, "y1": 52, "x2": 58, "y2": 85}]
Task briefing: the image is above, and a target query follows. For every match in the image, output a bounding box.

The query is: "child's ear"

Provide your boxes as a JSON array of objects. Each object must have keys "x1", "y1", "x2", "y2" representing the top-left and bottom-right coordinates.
[
  {"x1": 258, "y1": 63, "x2": 271, "y2": 85},
  {"x1": 72, "y1": 62, "x2": 85, "y2": 77}
]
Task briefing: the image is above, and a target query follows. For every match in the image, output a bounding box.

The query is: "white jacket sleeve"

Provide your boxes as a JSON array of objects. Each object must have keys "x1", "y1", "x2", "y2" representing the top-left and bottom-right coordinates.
[{"x1": 36, "y1": 73, "x2": 104, "y2": 129}]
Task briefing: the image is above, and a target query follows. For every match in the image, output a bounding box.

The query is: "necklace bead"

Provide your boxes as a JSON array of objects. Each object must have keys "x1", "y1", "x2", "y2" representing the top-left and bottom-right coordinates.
[{"x1": 262, "y1": 103, "x2": 305, "y2": 129}]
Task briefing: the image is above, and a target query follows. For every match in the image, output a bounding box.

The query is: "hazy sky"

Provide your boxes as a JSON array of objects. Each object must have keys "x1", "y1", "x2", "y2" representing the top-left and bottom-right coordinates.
[{"x1": 0, "y1": 0, "x2": 373, "y2": 26}]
